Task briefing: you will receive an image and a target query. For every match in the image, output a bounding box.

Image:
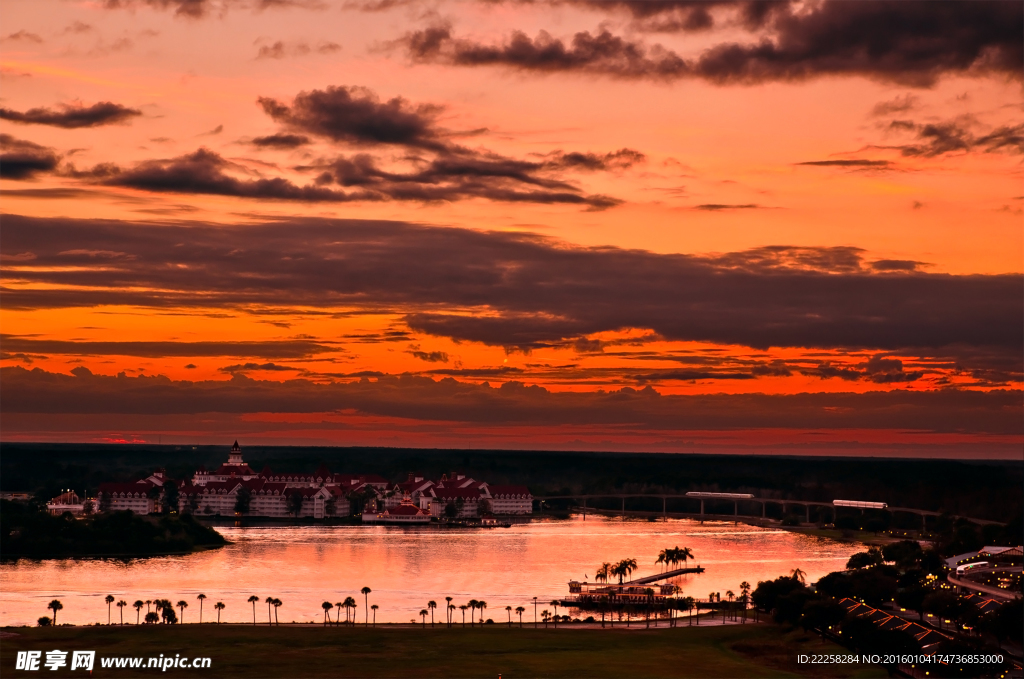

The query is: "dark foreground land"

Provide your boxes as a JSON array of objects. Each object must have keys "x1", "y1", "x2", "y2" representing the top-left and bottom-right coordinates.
[{"x1": 0, "y1": 623, "x2": 887, "y2": 678}]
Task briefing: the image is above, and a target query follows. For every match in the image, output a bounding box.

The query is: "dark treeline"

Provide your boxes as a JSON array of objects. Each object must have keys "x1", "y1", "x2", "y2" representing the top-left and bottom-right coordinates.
[
  {"x1": 1, "y1": 443, "x2": 1020, "y2": 522},
  {"x1": 0, "y1": 500, "x2": 227, "y2": 559}
]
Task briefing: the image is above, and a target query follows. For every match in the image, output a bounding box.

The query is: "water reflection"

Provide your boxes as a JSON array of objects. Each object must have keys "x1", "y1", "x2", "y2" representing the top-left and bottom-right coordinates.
[{"x1": 0, "y1": 515, "x2": 857, "y2": 626}]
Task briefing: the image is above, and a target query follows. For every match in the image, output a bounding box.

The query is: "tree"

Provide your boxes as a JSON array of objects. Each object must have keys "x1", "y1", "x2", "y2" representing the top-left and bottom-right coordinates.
[
  {"x1": 445, "y1": 596, "x2": 453, "y2": 627},
  {"x1": 726, "y1": 590, "x2": 735, "y2": 620},
  {"x1": 145, "y1": 600, "x2": 152, "y2": 614},
  {"x1": 145, "y1": 611, "x2": 159, "y2": 624},
  {"x1": 248, "y1": 595, "x2": 259, "y2": 625},
  {"x1": 595, "y1": 563, "x2": 611, "y2": 584},
  {"x1": 549, "y1": 600, "x2": 559, "y2": 628},
  {"x1": 214, "y1": 602, "x2": 225, "y2": 624},
  {"x1": 117, "y1": 600, "x2": 127, "y2": 625},
  {"x1": 322, "y1": 602, "x2": 333, "y2": 627},
  {"x1": 739, "y1": 582, "x2": 751, "y2": 623},
  {"x1": 98, "y1": 492, "x2": 112, "y2": 513},
  {"x1": 799, "y1": 599, "x2": 846, "y2": 633},
  {"x1": 134, "y1": 600, "x2": 144, "y2": 625},
  {"x1": 444, "y1": 501, "x2": 458, "y2": 519},
  {"x1": 615, "y1": 558, "x2": 638, "y2": 584},
  {"x1": 38, "y1": 616, "x2": 52, "y2": 627},
  {"x1": 272, "y1": 598, "x2": 282, "y2": 625},
  {"x1": 197, "y1": 593, "x2": 206, "y2": 624},
  {"x1": 468, "y1": 599, "x2": 479, "y2": 627},
  {"x1": 897, "y1": 585, "x2": 928, "y2": 621},
  {"x1": 344, "y1": 597, "x2": 357, "y2": 624},
  {"x1": 234, "y1": 487, "x2": 252, "y2": 515},
  {"x1": 515, "y1": 606, "x2": 525, "y2": 628},
  {"x1": 361, "y1": 587, "x2": 372, "y2": 625},
  {"x1": 656, "y1": 549, "x2": 668, "y2": 572},
  {"x1": 177, "y1": 600, "x2": 188, "y2": 623},
  {"x1": 265, "y1": 596, "x2": 273, "y2": 625},
  {"x1": 335, "y1": 601, "x2": 344, "y2": 626},
  {"x1": 162, "y1": 482, "x2": 179, "y2": 515},
  {"x1": 371, "y1": 604, "x2": 378, "y2": 627},
  {"x1": 506, "y1": 605, "x2": 513, "y2": 627},
  {"x1": 427, "y1": 600, "x2": 437, "y2": 627},
  {"x1": 680, "y1": 596, "x2": 695, "y2": 626},
  {"x1": 161, "y1": 606, "x2": 177, "y2": 625},
  {"x1": 459, "y1": 605, "x2": 468, "y2": 627},
  {"x1": 846, "y1": 548, "x2": 884, "y2": 570},
  {"x1": 419, "y1": 609, "x2": 428, "y2": 628},
  {"x1": 287, "y1": 491, "x2": 305, "y2": 517},
  {"x1": 478, "y1": 600, "x2": 487, "y2": 624},
  {"x1": 541, "y1": 609, "x2": 550, "y2": 628},
  {"x1": 790, "y1": 568, "x2": 807, "y2": 584},
  {"x1": 105, "y1": 595, "x2": 115, "y2": 624},
  {"x1": 678, "y1": 547, "x2": 694, "y2": 568}
]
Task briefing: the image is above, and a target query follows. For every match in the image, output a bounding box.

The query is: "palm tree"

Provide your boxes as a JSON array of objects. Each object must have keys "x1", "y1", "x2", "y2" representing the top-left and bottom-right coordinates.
[
  {"x1": 678, "y1": 547, "x2": 694, "y2": 568},
  {"x1": 790, "y1": 568, "x2": 806, "y2": 584},
  {"x1": 656, "y1": 549, "x2": 668, "y2": 572},
  {"x1": 477, "y1": 601, "x2": 487, "y2": 624},
  {"x1": 427, "y1": 601, "x2": 437, "y2": 627},
  {"x1": 459, "y1": 605, "x2": 468, "y2": 628},
  {"x1": 515, "y1": 606, "x2": 525, "y2": 628},
  {"x1": 549, "y1": 600, "x2": 559, "y2": 628},
  {"x1": 595, "y1": 563, "x2": 611, "y2": 584},
  {"x1": 197, "y1": 594, "x2": 206, "y2": 624},
  {"x1": 177, "y1": 600, "x2": 188, "y2": 623},
  {"x1": 739, "y1": 582, "x2": 751, "y2": 623},
  {"x1": 344, "y1": 597, "x2": 356, "y2": 625},
  {"x1": 371, "y1": 604, "x2": 378, "y2": 627},
  {"x1": 616, "y1": 558, "x2": 638, "y2": 584},
  {"x1": 272, "y1": 598, "x2": 282, "y2": 625},
  {"x1": 145, "y1": 600, "x2": 153, "y2": 615},
  {"x1": 133, "y1": 600, "x2": 144, "y2": 625},
  {"x1": 334, "y1": 602, "x2": 344, "y2": 626},
  {"x1": 248, "y1": 595, "x2": 259, "y2": 625},
  {"x1": 726, "y1": 591, "x2": 735, "y2": 620},
  {"x1": 468, "y1": 599, "x2": 479, "y2": 627},
  {"x1": 541, "y1": 609, "x2": 550, "y2": 628},
  {"x1": 445, "y1": 596, "x2": 453, "y2": 627},
  {"x1": 419, "y1": 609, "x2": 428, "y2": 628},
  {"x1": 505, "y1": 605, "x2": 513, "y2": 627},
  {"x1": 361, "y1": 587, "x2": 372, "y2": 625},
  {"x1": 322, "y1": 602, "x2": 333, "y2": 627},
  {"x1": 681, "y1": 596, "x2": 695, "y2": 626},
  {"x1": 265, "y1": 597, "x2": 273, "y2": 625},
  {"x1": 117, "y1": 600, "x2": 127, "y2": 625},
  {"x1": 214, "y1": 602, "x2": 225, "y2": 624},
  {"x1": 105, "y1": 595, "x2": 115, "y2": 624}
]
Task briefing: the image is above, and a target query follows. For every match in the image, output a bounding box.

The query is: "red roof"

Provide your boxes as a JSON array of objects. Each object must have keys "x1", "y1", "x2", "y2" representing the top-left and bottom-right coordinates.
[
  {"x1": 487, "y1": 485, "x2": 531, "y2": 497},
  {"x1": 215, "y1": 463, "x2": 256, "y2": 476},
  {"x1": 387, "y1": 504, "x2": 427, "y2": 516},
  {"x1": 431, "y1": 487, "x2": 483, "y2": 500},
  {"x1": 98, "y1": 481, "x2": 154, "y2": 495}
]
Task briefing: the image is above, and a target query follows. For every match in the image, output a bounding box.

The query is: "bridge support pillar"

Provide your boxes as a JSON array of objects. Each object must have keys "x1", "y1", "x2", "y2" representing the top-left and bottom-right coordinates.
[
  {"x1": 761, "y1": 502, "x2": 766, "y2": 519},
  {"x1": 622, "y1": 497, "x2": 625, "y2": 516},
  {"x1": 663, "y1": 497, "x2": 667, "y2": 519},
  {"x1": 734, "y1": 501, "x2": 738, "y2": 517},
  {"x1": 805, "y1": 505, "x2": 810, "y2": 524},
  {"x1": 700, "y1": 499, "x2": 704, "y2": 517},
  {"x1": 582, "y1": 497, "x2": 586, "y2": 520},
  {"x1": 921, "y1": 513, "x2": 926, "y2": 532}
]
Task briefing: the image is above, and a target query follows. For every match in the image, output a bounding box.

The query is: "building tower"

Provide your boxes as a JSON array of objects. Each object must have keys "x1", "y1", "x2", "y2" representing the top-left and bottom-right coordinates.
[{"x1": 228, "y1": 440, "x2": 243, "y2": 465}]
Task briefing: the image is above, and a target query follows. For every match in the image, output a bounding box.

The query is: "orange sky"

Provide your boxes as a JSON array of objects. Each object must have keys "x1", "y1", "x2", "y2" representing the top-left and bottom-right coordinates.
[{"x1": 1, "y1": 0, "x2": 1021, "y2": 454}]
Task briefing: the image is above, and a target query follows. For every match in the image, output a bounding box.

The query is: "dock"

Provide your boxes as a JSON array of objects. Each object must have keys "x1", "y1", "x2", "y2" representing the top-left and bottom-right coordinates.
[{"x1": 625, "y1": 566, "x2": 704, "y2": 585}]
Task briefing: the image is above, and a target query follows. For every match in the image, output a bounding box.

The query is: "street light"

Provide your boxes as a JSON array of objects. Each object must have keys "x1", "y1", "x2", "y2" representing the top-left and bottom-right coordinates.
[{"x1": 533, "y1": 597, "x2": 538, "y2": 628}]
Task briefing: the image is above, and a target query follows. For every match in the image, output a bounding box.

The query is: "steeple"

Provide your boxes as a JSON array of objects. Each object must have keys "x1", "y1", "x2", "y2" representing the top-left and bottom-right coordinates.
[{"x1": 228, "y1": 440, "x2": 243, "y2": 465}]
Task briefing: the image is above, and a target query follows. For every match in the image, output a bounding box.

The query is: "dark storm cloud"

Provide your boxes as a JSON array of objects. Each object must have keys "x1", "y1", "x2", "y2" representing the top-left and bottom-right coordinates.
[
  {"x1": 250, "y1": 134, "x2": 311, "y2": 148},
  {"x1": 218, "y1": 362, "x2": 301, "y2": 372},
  {"x1": 0, "y1": 336, "x2": 335, "y2": 359},
  {"x1": 408, "y1": 350, "x2": 449, "y2": 363},
  {"x1": 0, "y1": 102, "x2": 142, "y2": 128},
  {"x1": 693, "y1": 203, "x2": 761, "y2": 211},
  {"x1": 2, "y1": 365, "x2": 1020, "y2": 435},
  {"x1": 398, "y1": 1, "x2": 1022, "y2": 86},
  {"x1": 2, "y1": 215, "x2": 1021, "y2": 362},
  {"x1": 800, "y1": 354, "x2": 924, "y2": 384},
  {"x1": 0, "y1": 135, "x2": 60, "y2": 180}
]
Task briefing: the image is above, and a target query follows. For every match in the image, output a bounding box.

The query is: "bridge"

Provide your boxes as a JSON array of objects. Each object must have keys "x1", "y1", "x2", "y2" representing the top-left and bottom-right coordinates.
[
  {"x1": 626, "y1": 566, "x2": 705, "y2": 585},
  {"x1": 533, "y1": 493, "x2": 1004, "y2": 528}
]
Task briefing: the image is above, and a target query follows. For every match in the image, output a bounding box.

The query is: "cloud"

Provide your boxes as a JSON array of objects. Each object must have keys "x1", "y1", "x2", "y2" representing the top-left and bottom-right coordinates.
[
  {"x1": 255, "y1": 40, "x2": 340, "y2": 59},
  {"x1": 884, "y1": 118, "x2": 1024, "y2": 157},
  {"x1": 396, "y1": 1, "x2": 1023, "y2": 86},
  {"x1": 3, "y1": 30, "x2": 43, "y2": 43},
  {"x1": 0, "y1": 135, "x2": 60, "y2": 180},
  {"x1": 0, "y1": 102, "x2": 142, "y2": 128},
  {"x1": 796, "y1": 159, "x2": 891, "y2": 167},
  {"x1": 259, "y1": 85, "x2": 449, "y2": 151},
  {"x1": 3, "y1": 215, "x2": 1020, "y2": 365},
  {"x1": 408, "y1": 350, "x2": 449, "y2": 363},
  {"x1": 693, "y1": 203, "x2": 761, "y2": 210},
  {"x1": 218, "y1": 362, "x2": 301, "y2": 372},
  {"x1": 61, "y1": 21, "x2": 96, "y2": 34},
  {"x1": 2, "y1": 365, "x2": 1020, "y2": 436},
  {"x1": 800, "y1": 353, "x2": 924, "y2": 384},
  {"x1": 98, "y1": 0, "x2": 323, "y2": 19},
  {"x1": 250, "y1": 134, "x2": 311, "y2": 148},
  {"x1": 0, "y1": 335, "x2": 335, "y2": 358},
  {"x1": 870, "y1": 94, "x2": 918, "y2": 117}
]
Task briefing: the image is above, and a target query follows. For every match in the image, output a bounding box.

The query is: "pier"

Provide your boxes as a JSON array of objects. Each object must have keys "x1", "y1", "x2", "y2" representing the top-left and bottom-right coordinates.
[{"x1": 626, "y1": 566, "x2": 704, "y2": 585}]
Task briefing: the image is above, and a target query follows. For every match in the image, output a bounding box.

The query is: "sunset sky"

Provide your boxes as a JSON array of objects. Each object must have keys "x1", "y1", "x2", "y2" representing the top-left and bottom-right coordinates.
[{"x1": 1, "y1": 0, "x2": 1021, "y2": 456}]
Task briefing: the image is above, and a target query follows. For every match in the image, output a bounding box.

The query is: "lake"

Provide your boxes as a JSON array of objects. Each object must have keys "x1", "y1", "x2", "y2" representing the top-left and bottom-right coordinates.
[{"x1": 0, "y1": 515, "x2": 858, "y2": 626}]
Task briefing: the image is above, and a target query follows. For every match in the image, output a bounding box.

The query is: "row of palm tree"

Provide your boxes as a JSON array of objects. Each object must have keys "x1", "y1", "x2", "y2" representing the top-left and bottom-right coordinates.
[
  {"x1": 655, "y1": 546, "x2": 695, "y2": 572},
  {"x1": 594, "y1": 558, "x2": 640, "y2": 585},
  {"x1": 82, "y1": 595, "x2": 230, "y2": 626}
]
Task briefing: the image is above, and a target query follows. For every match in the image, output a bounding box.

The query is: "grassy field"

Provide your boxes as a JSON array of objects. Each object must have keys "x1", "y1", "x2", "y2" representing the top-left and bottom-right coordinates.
[{"x1": 1, "y1": 623, "x2": 888, "y2": 678}]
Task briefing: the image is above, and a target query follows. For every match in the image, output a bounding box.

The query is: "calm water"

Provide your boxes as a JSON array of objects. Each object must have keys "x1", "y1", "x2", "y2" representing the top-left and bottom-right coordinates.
[{"x1": 0, "y1": 516, "x2": 858, "y2": 626}]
